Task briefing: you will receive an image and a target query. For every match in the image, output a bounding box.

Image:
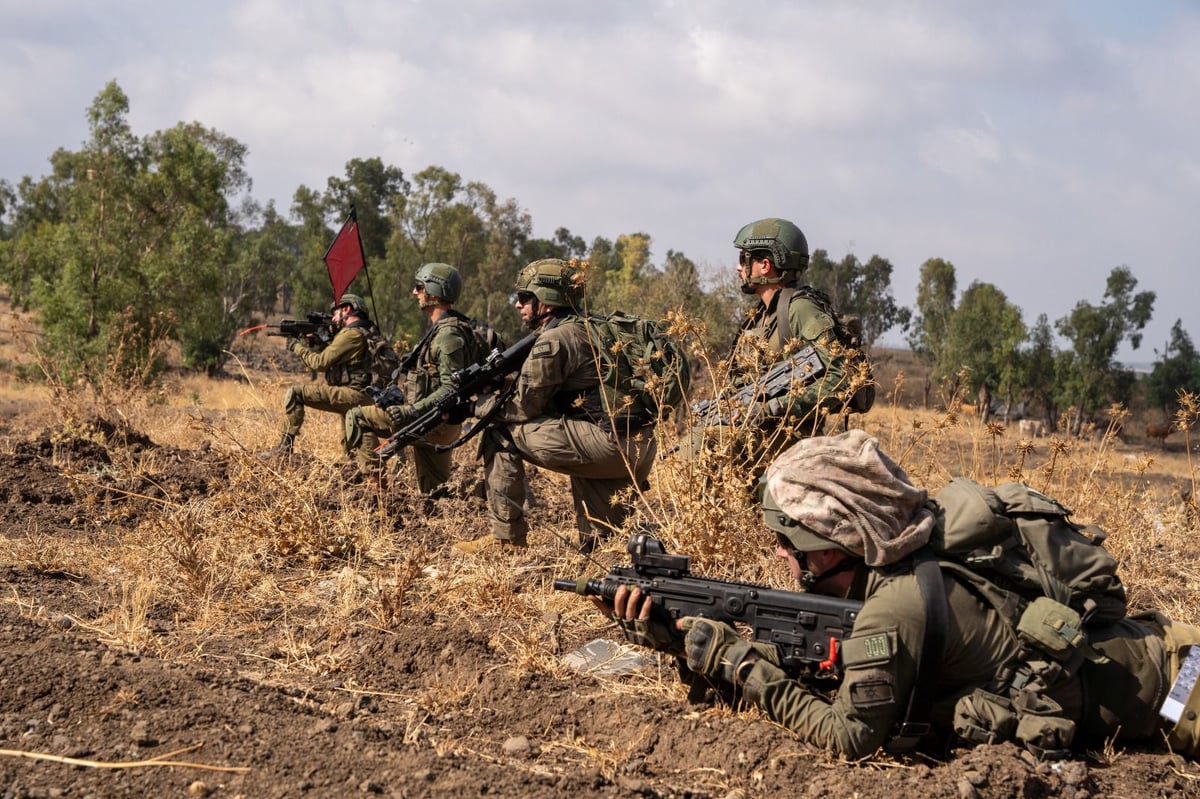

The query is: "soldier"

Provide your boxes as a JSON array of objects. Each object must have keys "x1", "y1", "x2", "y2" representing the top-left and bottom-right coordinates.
[
  {"x1": 344, "y1": 263, "x2": 484, "y2": 494},
  {"x1": 263, "y1": 293, "x2": 373, "y2": 458},
  {"x1": 687, "y1": 218, "x2": 870, "y2": 487},
  {"x1": 603, "y1": 430, "x2": 1200, "y2": 760},
  {"x1": 454, "y1": 259, "x2": 657, "y2": 555}
]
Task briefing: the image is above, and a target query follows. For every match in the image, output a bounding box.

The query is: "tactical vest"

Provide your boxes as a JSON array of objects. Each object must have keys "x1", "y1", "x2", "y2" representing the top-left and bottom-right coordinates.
[
  {"x1": 324, "y1": 323, "x2": 372, "y2": 390},
  {"x1": 400, "y1": 312, "x2": 485, "y2": 404}
]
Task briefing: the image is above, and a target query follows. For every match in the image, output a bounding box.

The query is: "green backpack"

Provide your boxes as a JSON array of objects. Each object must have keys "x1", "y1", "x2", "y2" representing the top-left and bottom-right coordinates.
[
  {"x1": 930, "y1": 477, "x2": 1127, "y2": 626},
  {"x1": 365, "y1": 324, "x2": 402, "y2": 389},
  {"x1": 584, "y1": 312, "x2": 692, "y2": 426}
]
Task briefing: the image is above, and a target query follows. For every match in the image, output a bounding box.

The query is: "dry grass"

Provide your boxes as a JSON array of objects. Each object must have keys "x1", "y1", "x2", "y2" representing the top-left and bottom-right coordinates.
[{"x1": 2, "y1": 321, "x2": 1199, "y2": 778}]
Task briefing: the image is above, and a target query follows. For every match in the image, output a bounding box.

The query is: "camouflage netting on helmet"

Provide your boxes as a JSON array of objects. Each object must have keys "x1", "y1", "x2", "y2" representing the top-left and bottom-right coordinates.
[
  {"x1": 765, "y1": 430, "x2": 935, "y2": 567},
  {"x1": 515, "y1": 258, "x2": 585, "y2": 308}
]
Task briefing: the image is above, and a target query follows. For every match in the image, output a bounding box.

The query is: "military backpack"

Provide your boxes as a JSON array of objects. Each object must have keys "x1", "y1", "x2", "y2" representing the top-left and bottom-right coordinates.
[
  {"x1": 365, "y1": 324, "x2": 403, "y2": 389},
  {"x1": 930, "y1": 477, "x2": 1127, "y2": 625},
  {"x1": 908, "y1": 478, "x2": 1130, "y2": 759},
  {"x1": 583, "y1": 312, "x2": 692, "y2": 428}
]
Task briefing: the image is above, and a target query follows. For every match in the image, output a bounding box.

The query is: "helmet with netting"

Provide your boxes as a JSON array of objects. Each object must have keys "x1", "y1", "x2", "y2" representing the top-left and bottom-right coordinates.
[
  {"x1": 415, "y1": 262, "x2": 463, "y2": 304},
  {"x1": 514, "y1": 258, "x2": 585, "y2": 309},
  {"x1": 733, "y1": 218, "x2": 809, "y2": 288}
]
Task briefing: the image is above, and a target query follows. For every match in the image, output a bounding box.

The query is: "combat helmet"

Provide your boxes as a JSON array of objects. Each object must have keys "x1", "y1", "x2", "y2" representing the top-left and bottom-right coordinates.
[
  {"x1": 414, "y1": 262, "x2": 463, "y2": 305},
  {"x1": 514, "y1": 258, "x2": 585, "y2": 309},
  {"x1": 335, "y1": 293, "x2": 370, "y2": 318},
  {"x1": 733, "y1": 218, "x2": 809, "y2": 293},
  {"x1": 759, "y1": 477, "x2": 854, "y2": 555}
]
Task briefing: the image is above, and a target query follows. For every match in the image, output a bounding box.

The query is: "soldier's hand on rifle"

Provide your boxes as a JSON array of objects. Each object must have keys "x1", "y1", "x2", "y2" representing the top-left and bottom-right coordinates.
[
  {"x1": 598, "y1": 585, "x2": 684, "y2": 655},
  {"x1": 679, "y1": 618, "x2": 778, "y2": 685},
  {"x1": 286, "y1": 336, "x2": 303, "y2": 354},
  {"x1": 386, "y1": 404, "x2": 419, "y2": 426}
]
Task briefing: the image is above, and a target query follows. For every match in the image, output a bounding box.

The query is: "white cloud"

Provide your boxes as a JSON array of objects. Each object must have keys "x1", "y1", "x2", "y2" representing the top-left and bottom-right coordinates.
[{"x1": 1, "y1": 0, "x2": 1197, "y2": 361}]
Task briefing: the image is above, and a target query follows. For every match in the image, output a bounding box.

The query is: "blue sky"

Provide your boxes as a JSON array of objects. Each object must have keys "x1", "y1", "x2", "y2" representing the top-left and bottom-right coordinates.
[{"x1": 2, "y1": 1, "x2": 1197, "y2": 363}]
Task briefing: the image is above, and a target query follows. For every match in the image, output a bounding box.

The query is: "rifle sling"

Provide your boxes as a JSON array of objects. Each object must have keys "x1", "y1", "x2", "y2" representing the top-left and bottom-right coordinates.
[
  {"x1": 434, "y1": 377, "x2": 520, "y2": 453},
  {"x1": 774, "y1": 286, "x2": 797, "y2": 351},
  {"x1": 886, "y1": 550, "x2": 947, "y2": 752}
]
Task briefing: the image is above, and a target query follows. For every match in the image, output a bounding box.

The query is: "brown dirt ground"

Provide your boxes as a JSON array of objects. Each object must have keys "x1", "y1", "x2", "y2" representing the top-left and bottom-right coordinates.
[{"x1": 2, "y1": 410, "x2": 1200, "y2": 798}]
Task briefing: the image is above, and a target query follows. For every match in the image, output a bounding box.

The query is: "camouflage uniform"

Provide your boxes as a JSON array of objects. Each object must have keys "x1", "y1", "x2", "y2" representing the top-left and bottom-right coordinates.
[
  {"x1": 738, "y1": 566, "x2": 1193, "y2": 758},
  {"x1": 345, "y1": 313, "x2": 482, "y2": 494},
  {"x1": 282, "y1": 322, "x2": 372, "y2": 450},
  {"x1": 485, "y1": 315, "x2": 657, "y2": 548},
  {"x1": 688, "y1": 288, "x2": 849, "y2": 481}
]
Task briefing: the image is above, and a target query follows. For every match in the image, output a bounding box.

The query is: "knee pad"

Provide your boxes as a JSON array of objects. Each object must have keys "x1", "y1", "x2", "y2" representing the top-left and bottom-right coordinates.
[{"x1": 344, "y1": 407, "x2": 366, "y2": 450}]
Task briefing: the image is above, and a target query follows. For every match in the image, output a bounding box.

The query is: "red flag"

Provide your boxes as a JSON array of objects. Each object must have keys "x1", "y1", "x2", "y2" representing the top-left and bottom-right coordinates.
[{"x1": 324, "y1": 209, "x2": 366, "y2": 303}]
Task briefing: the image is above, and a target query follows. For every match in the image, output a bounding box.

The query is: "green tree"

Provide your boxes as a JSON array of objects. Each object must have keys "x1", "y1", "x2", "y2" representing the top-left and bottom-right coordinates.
[
  {"x1": 2, "y1": 81, "x2": 252, "y2": 376},
  {"x1": 805, "y1": 250, "x2": 908, "y2": 349},
  {"x1": 1014, "y1": 314, "x2": 1060, "y2": 427},
  {"x1": 519, "y1": 227, "x2": 587, "y2": 264},
  {"x1": 943, "y1": 281, "x2": 1027, "y2": 413},
  {"x1": 381, "y1": 166, "x2": 490, "y2": 343},
  {"x1": 1145, "y1": 320, "x2": 1200, "y2": 413},
  {"x1": 322, "y1": 157, "x2": 407, "y2": 265},
  {"x1": 1055, "y1": 266, "x2": 1155, "y2": 427},
  {"x1": 286, "y1": 185, "x2": 336, "y2": 316},
  {"x1": 905, "y1": 258, "x2": 958, "y2": 406}
]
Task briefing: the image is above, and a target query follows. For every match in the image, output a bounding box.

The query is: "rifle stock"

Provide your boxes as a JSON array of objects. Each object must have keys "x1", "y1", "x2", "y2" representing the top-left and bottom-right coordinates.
[
  {"x1": 376, "y1": 330, "x2": 540, "y2": 457},
  {"x1": 555, "y1": 534, "x2": 860, "y2": 680}
]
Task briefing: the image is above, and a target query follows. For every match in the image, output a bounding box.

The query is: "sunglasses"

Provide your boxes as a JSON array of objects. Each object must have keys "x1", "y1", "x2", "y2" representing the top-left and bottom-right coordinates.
[
  {"x1": 739, "y1": 249, "x2": 771, "y2": 267},
  {"x1": 513, "y1": 291, "x2": 536, "y2": 305},
  {"x1": 412, "y1": 281, "x2": 426, "y2": 292}
]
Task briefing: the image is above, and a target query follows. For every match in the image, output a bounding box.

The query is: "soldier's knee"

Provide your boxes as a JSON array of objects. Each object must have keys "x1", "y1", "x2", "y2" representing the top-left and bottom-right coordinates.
[
  {"x1": 283, "y1": 386, "x2": 305, "y2": 413},
  {"x1": 344, "y1": 407, "x2": 366, "y2": 450}
]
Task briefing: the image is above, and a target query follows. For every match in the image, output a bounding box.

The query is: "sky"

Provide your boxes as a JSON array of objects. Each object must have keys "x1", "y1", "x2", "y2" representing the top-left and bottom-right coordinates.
[{"x1": 2, "y1": 0, "x2": 1198, "y2": 365}]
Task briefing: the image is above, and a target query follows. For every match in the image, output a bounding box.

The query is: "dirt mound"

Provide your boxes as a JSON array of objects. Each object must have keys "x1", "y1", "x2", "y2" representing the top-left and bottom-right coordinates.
[{"x1": 2, "y1": 419, "x2": 1199, "y2": 797}]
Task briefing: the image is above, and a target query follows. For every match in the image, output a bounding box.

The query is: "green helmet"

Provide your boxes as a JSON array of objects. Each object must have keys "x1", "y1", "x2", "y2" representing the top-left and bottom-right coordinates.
[
  {"x1": 335, "y1": 293, "x2": 369, "y2": 318},
  {"x1": 415, "y1": 262, "x2": 462, "y2": 305},
  {"x1": 759, "y1": 478, "x2": 853, "y2": 555},
  {"x1": 514, "y1": 258, "x2": 585, "y2": 309},
  {"x1": 733, "y1": 218, "x2": 809, "y2": 292}
]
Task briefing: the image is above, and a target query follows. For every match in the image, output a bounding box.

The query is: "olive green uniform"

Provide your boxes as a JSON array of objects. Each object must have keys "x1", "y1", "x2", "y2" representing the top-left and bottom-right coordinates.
[
  {"x1": 282, "y1": 324, "x2": 372, "y2": 450},
  {"x1": 688, "y1": 288, "x2": 850, "y2": 480},
  {"x1": 485, "y1": 315, "x2": 657, "y2": 547},
  {"x1": 345, "y1": 313, "x2": 481, "y2": 494},
  {"x1": 739, "y1": 564, "x2": 1198, "y2": 759}
]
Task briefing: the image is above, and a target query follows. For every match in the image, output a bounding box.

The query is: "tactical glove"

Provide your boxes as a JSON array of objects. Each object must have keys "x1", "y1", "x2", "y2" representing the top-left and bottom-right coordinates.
[
  {"x1": 617, "y1": 615, "x2": 685, "y2": 658},
  {"x1": 681, "y1": 618, "x2": 780, "y2": 685},
  {"x1": 386, "y1": 404, "x2": 419, "y2": 426},
  {"x1": 286, "y1": 336, "x2": 303, "y2": 354}
]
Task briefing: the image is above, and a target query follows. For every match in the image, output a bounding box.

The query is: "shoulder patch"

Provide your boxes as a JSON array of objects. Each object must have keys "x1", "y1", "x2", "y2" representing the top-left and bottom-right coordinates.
[
  {"x1": 841, "y1": 631, "x2": 896, "y2": 668},
  {"x1": 847, "y1": 675, "x2": 896, "y2": 709},
  {"x1": 531, "y1": 341, "x2": 556, "y2": 359}
]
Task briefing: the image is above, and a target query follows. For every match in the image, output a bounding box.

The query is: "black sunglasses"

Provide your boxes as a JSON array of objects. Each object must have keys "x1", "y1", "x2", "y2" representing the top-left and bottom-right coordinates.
[
  {"x1": 513, "y1": 291, "x2": 536, "y2": 305},
  {"x1": 412, "y1": 281, "x2": 426, "y2": 292}
]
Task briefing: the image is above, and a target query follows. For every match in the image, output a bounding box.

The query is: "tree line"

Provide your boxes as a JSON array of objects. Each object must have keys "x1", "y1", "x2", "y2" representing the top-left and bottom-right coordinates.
[{"x1": 2, "y1": 82, "x2": 1198, "y2": 425}]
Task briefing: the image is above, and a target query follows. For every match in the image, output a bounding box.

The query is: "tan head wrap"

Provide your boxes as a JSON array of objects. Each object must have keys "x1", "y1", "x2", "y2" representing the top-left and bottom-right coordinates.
[{"x1": 765, "y1": 429, "x2": 935, "y2": 567}]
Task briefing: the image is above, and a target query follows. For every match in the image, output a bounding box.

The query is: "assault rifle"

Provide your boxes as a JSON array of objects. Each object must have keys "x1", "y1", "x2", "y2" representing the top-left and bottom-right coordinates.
[
  {"x1": 691, "y1": 344, "x2": 825, "y2": 426},
  {"x1": 267, "y1": 311, "x2": 334, "y2": 347},
  {"x1": 376, "y1": 330, "x2": 540, "y2": 458},
  {"x1": 365, "y1": 385, "x2": 405, "y2": 409},
  {"x1": 554, "y1": 534, "x2": 861, "y2": 682}
]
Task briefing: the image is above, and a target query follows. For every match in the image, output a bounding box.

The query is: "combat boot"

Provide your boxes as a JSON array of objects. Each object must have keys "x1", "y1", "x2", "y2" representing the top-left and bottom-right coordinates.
[
  {"x1": 452, "y1": 533, "x2": 527, "y2": 555},
  {"x1": 259, "y1": 433, "x2": 295, "y2": 461}
]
